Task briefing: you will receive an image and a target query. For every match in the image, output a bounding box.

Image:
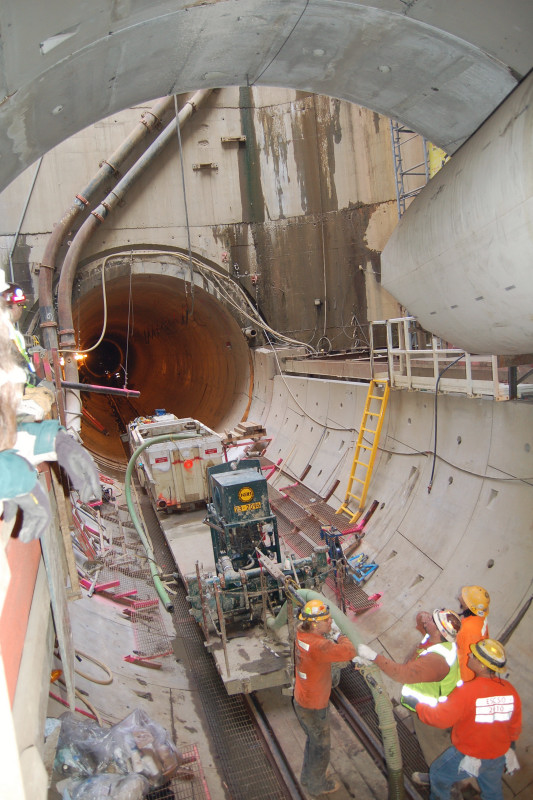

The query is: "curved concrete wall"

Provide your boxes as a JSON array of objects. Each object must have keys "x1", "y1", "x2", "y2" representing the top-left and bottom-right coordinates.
[
  {"x1": 1, "y1": 0, "x2": 528, "y2": 192},
  {"x1": 249, "y1": 348, "x2": 533, "y2": 791},
  {"x1": 382, "y1": 72, "x2": 533, "y2": 355}
]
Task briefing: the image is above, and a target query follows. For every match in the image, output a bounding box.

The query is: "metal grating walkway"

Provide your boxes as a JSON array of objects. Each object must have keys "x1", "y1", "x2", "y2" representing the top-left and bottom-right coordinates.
[
  {"x1": 266, "y1": 482, "x2": 377, "y2": 614},
  {"x1": 139, "y1": 491, "x2": 291, "y2": 800},
  {"x1": 339, "y1": 669, "x2": 429, "y2": 797}
]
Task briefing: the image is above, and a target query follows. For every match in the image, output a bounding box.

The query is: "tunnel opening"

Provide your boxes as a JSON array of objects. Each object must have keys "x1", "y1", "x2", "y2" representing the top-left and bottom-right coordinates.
[
  {"x1": 73, "y1": 266, "x2": 252, "y2": 464},
  {"x1": 82, "y1": 338, "x2": 127, "y2": 387}
]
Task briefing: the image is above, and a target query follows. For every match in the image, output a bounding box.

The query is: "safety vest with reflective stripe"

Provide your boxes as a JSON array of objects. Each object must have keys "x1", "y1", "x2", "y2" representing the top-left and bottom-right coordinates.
[{"x1": 401, "y1": 641, "x2": 460, "y2": 711}]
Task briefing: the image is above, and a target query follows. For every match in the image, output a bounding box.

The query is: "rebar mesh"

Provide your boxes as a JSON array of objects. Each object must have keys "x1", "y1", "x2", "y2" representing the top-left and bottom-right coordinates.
[{"x1": 145, "y1": 745, "x2": 211, "y2": 800}]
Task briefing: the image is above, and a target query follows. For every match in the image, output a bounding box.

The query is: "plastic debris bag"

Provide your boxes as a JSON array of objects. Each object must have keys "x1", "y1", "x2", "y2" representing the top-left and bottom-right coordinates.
[
  {"x1": 54, "y1": 714, "x2": 105, "y2": 778},
  {"x1": 57, "y1": 773, "x2": 150, "y2": 800},
  {"x1": 54, "y1": 709, "x2": 189, "y2": 787}
]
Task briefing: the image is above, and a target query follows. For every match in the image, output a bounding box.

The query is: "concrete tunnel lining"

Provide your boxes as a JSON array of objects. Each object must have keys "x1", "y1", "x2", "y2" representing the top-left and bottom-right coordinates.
[
  {"x1": 1, "y1": 0, "x2": 530, "y2": 192},
  {"x1": 246, "y1": 356, "x2": 532, "y2": 774},
  {"x1": 73, "y1": 260, "x2": 252, "y2": 461}
]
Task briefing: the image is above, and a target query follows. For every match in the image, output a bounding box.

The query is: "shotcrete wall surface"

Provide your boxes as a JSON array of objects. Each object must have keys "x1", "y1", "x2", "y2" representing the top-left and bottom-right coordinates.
[
  {"x1": 249, "y1": 348, "x2": 532, "y2": 790},
  {"x1": 1, "y1": 88, "x2": 402, "y2": 355}
]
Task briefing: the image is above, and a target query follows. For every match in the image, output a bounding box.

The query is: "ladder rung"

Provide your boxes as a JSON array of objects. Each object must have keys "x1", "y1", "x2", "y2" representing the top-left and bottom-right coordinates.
[
  {"x1": 347, "y1": 493, "x2": 362, "y2": 502},
  {"x1": 366, "y1": 412, "x2": 380, "y2": 416},
  {"x1": 359, "y1": 444, "x2": 372, "y2": 450},
  {"x1": 353, "y1": 477, "x2": 365, "y2": 484},
  {"x1": 361, "y1": 427, "x2": 377, "y2": 434},
  {"x1": 368, "y1": 394, "x2": 384, "y2": 400}
]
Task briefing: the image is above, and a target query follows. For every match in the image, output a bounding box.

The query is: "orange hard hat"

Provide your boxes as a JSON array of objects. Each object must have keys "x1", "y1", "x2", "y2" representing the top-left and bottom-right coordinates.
[{"x1": 299, "y1": 599, "x2": 331, "y2": 622}]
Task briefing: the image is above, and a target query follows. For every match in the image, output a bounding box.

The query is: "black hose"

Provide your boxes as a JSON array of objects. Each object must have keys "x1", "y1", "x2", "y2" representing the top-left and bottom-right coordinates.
[{"x1": 427, "y1": 353, "x2": 465, "y2": 493}]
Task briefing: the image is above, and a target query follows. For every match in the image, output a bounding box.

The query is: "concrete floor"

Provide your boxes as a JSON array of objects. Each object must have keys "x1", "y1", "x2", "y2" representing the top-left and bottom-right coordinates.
[{"x1": 45, "y1": 481, "x2": 392, "y2": 800}]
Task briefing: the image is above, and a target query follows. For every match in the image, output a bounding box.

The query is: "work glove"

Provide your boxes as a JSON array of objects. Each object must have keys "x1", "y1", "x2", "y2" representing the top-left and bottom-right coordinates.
[
  {"x1": 459, "y1": 755, "x2": 482, "y2": 778},
  {"x1": 504, "y1": 747, "x2": 520, "y2": 775},
  {"x1": 3, "y1": 480, "x2": 52, "y2": 543},
  {"x1": 0, "y1": 449, "x2": 41, "y2": 499},
  {"x1": 55, "y1": 430, "x2": 100, "y2": 503},
  {"x1": 356, "y1": 644, "x2": 378, "y2": 662},
  {"x1": 16, "y1": 421, "x2": 100, "y2": 504},
  {"x1": 330, "y1": 620, "x2": 343, "y2": 641}
]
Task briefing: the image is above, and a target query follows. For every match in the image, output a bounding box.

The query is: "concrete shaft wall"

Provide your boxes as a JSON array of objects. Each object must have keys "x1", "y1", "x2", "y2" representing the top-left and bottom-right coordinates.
[
  {"x1": 0, "y1": 87, "x2": 404, "y2": 357},
  {"x1": 249, "y1": 347, "x2": 533, "y2": 795}
]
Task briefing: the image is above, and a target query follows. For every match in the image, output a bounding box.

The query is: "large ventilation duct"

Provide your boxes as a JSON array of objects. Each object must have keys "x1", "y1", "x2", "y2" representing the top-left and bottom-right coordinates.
[
  {"x1": 74, "y1": 271, "x2": 251, "y2": 463},
  {"x1": 381, "y1": 71, "x2": 533, "y2": 356}
]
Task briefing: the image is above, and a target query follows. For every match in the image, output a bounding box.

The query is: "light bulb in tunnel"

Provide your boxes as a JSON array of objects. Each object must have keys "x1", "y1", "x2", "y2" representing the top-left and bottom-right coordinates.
[{"x1": 75, "y1": 352, "x2": 87, "y2": 361}]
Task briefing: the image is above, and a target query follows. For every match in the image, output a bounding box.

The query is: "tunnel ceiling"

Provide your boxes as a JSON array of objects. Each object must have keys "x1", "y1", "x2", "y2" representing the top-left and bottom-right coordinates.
[
  {"x1": 74, "y1": 272, "x2": 251, "y2": 462},
  {"x1": 1, "y1": 0, "x2": 532, "y2": 192}
]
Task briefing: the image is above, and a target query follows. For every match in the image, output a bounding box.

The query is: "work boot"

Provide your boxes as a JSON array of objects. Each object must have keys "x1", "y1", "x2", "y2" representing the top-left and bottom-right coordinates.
[
  {"x1": 310, "y1": 777, "x2": 341, "y2": 796},
  {"x1": 411, "y1": 772, "x2": 430, "y2": 787}
]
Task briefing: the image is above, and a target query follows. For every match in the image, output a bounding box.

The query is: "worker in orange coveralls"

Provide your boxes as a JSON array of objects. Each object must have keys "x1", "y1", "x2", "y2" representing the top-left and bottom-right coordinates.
[
  {"x1": 456, "y1": 585, "x2": 490, "y2": 682},
  {"x1": 407, "y1": 639, "x2": 521, "y2": 800},
  {"x1": 293, "y1": 599, "x2": 356, "y2": 796}
]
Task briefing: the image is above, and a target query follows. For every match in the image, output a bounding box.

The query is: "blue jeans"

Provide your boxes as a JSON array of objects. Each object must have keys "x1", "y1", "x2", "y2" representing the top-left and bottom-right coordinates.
[
  {"x1": 293, "y1": 701, "x2": 331, "y2": 794},
  {"x1": 430, "y1": 745, "x2": 506, "y2": 800}
]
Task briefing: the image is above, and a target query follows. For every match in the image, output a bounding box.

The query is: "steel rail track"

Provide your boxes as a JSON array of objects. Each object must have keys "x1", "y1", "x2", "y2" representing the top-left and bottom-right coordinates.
[
  {"x1": 95, "y1": 455, "x2": 429, "y2": 800},
  {"x1": 332, "y1": 688, "x2": 427, "y2": 800}
]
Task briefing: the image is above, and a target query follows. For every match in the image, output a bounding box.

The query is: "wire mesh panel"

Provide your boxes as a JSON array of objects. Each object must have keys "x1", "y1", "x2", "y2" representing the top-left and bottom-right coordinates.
[{"x1": 146, "y1": 745, "x2": 211, "y2": 800}]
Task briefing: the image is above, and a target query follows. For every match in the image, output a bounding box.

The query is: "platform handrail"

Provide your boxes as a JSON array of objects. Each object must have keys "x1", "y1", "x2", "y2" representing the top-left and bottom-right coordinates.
[{"x1": 370, "y1": 318, "x2": 507, "y2": 400}]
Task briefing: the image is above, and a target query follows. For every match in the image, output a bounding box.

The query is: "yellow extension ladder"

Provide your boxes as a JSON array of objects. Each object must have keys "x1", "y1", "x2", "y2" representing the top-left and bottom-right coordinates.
[{"x1": 336, "y1": 379, "x2": 390, "y2": 524}]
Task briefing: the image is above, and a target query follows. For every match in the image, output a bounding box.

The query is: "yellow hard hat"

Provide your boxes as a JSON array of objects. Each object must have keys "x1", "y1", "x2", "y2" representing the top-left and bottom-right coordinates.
[
  {"x1": 461, "y1": 585, "x2": 490, "y2": 617},
  {"x1": 433, "y1": 609, "x2": 461, "y2": 642},
  {"x1": 470, "y1": 638, "x2": 506, "y2": 672},
  {"x1": 299, "y1": 599, "x2": 331, "y2": 621}
]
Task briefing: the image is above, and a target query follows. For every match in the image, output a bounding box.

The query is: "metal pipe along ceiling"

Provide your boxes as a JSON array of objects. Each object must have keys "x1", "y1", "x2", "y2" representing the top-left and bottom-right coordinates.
[{"x1": 74, "y1": 273, "x2": 250, "y2": 462}]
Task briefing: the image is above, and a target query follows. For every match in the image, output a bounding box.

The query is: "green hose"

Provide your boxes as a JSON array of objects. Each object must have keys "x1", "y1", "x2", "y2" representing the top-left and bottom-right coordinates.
[
  {"x1": 125, "y1": 432, "x2": 199, "y2": 613},
  {"x1": 270, "y1": 589, "x2": 405, "y2": 800}
]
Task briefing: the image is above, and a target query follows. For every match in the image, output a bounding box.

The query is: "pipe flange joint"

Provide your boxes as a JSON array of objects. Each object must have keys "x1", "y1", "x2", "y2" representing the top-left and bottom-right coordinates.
[
  {"x1": 75, "y1": 193, "x2": 90, "y2": 206},
  {"x1": 98, "y1": 159, "x2": 120, "y2": 177},
  {"x1": 141, "y1": 111, "x2": 163, "y2": 129},
  {"x1": 58, "y1": 328, "x2": 76, "y2": 347}
]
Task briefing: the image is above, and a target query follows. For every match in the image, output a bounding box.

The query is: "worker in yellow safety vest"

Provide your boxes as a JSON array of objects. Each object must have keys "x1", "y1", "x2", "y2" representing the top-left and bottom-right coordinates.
[
  {"x1": 353, "y1": 609, "x2": 462, "y2": 710},
  {"x1": 0, "y1": 269, "x2": 37, "y2": 385}
]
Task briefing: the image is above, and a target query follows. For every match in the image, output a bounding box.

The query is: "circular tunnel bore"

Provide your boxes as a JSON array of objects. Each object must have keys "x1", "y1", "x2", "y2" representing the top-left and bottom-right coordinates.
[
  {"x1": 74, "y1": 271, "x2": 252, "y2": 463},
  {"x1": 83, "y1": 339, "x2": 124, "y2": 385}
]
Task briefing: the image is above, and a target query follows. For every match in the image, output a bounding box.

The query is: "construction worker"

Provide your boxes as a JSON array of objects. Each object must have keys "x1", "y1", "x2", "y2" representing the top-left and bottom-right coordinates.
[
  {"x1": 408, "y1": 639, "x2": 521, "y2": 799},
  {"x1": 0, "y1": 269, "x2": 37, "y2": 386},
  {"x1": 293, "y1": 598, "x2": 356, "y2": 796},
  {"x1": 354, "y1": 609, "x2": 462, "y2": 711},
  {"x1": 456, "y1": 585, "x2": 490, "y2": 682}
]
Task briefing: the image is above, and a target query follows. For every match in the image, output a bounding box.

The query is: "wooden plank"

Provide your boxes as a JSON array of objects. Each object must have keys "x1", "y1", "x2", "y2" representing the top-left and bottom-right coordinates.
[
  {"x1": 39, "y1": 473, "x2": 76, "y2": 711},
  {"x1": 50, "y1": 471, "x2": 81, "y2": 600}
]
